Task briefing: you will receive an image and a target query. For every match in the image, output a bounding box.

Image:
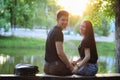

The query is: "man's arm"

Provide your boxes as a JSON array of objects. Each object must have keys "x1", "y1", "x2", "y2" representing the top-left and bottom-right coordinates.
[{"x1": 55, "y1": 41, "x2": 73, "y2": 70}]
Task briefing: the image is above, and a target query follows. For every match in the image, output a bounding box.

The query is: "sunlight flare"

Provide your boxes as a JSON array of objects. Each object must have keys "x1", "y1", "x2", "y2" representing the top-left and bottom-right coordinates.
[{"x1": 57, "y1": 0, "x2": 89, "y2": 16}]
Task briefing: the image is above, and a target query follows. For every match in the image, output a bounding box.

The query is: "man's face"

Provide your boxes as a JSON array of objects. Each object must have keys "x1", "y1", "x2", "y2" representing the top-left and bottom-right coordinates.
[{"x1": 57, "y1": 16, "x2": 68, "y2": 30}]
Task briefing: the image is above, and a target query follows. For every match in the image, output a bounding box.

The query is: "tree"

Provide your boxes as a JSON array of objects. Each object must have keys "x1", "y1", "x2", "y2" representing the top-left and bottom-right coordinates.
[
  {"x1": 69, "y1": 0, "x2": 114, "y2": 36},
  {"x1": 94, "y1": 18, "x2": 110, "y2": 36},
  {"x1": 115, "y1": 0, "x2": 120, "y2": 73},
  {"x1": 0, "y1": 0, "x2": 36, "y2": 35},
  {"x1": 88, "y1": 0, "x2": 120, "y2": 73},
  {"x1": 0, "y1": 0, "x2": 10, "y2": 35},
  {"x1": 13, "y1": 0, "x2": 35, "y2": 29},
  {"x1": 0, "y1": 0, "x2": 60, "y2": 35}
]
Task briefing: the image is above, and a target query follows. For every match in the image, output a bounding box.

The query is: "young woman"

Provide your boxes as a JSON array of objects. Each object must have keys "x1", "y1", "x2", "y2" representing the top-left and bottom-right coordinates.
[{"x1": 72, "y1": 20, "x2": 98, "y2": 76}]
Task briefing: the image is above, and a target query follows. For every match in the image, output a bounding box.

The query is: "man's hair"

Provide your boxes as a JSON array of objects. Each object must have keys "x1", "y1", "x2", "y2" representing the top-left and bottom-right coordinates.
[{"x1": 57, "y1": 10, "x2": 69, "y2": 20}]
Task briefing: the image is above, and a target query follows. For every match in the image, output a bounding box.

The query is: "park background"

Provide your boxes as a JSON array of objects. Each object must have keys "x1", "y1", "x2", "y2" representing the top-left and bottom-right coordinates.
[{"x1": 0, "y1": 0, "x2": 116, "y2": 74}]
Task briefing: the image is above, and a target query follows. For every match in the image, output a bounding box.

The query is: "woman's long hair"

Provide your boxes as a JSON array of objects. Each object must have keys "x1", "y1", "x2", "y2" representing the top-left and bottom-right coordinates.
[
  {"x1": 83, "y1": 20, "x2": 97, "y2": 52},
  {"x1": 80, "y1": 20, "x2": 98, "y2": 63},
  {"x1": 84, "y1": 21, "x2": 95, "y2": 42}
]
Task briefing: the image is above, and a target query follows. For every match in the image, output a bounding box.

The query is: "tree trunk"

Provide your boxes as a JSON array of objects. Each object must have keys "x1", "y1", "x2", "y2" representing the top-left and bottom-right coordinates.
[{"x1": 115, "y1": 0, "x2": 120, "y2": 73}]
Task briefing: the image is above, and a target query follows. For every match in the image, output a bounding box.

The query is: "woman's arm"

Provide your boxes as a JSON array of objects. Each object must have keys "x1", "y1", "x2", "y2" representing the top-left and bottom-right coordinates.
[
  {"x1": 72, "y1": 48, "x2": 90, "y2": 73},
  {"x1": 77, "y1": 48, "x2": 90, "y2": 67}
]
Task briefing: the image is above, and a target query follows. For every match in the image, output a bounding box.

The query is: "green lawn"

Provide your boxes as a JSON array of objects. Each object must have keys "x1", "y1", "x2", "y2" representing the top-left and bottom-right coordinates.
[
  {"x1": 64, "y1": 40, "x2": 115, "y2": 57},
  {"x1": 0, "y1": 36, "x2": 45, "y2": 55},
  {"x1": 0, "y1": 36, "x2": 115, "y2": 56}
]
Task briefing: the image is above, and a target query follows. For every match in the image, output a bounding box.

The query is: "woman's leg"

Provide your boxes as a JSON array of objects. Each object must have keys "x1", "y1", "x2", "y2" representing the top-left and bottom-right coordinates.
[
  {"x1": 85, "y1": 64, "x2": 98, "y2": 76},
  {"x1": 77, "y1": 63, "x2": 98, "y2": 76}
]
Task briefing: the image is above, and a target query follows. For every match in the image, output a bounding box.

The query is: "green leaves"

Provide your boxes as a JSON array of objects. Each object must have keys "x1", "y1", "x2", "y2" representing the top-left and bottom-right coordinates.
[{"x1": 78, "y1": 0, "x2": 114, "y2": 26}]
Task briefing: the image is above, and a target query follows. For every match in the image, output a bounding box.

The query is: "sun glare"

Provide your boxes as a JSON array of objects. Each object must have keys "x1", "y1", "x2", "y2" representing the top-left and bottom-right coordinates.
[{"x1": 57, "y1": 0, "x2": 89, "y2": 16}]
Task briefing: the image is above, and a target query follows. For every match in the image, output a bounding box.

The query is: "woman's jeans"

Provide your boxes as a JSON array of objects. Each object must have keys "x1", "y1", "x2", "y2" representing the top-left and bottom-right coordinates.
[{"x1": 77, "y1": 63, "x2": 98, "y2": 76}]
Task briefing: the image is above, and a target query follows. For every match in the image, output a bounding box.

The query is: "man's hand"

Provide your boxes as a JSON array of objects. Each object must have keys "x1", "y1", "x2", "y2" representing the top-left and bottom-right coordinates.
[
  {"x1": 69, "y1": 64, "x2": 74, "y2": 71},
  {"x1": 72, "y1": 66, "x2": 78, "y2": 74}
]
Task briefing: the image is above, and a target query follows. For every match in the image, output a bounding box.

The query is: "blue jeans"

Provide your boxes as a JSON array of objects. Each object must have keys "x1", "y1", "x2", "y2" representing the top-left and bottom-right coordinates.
[{"x1": 77, "y1": 63, "x2": 98, "y2": 76}]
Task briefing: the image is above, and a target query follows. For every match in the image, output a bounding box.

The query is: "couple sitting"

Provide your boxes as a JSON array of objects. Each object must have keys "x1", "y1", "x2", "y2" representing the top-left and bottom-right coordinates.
[{"x1": 44, "y1": 10, "x2": 98, "y2": 76}]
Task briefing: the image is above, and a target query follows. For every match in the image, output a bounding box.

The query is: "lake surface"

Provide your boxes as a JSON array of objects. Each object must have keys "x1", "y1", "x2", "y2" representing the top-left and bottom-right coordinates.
[{"x1": 0, "y1": 54, "x2": 115, "y2": 74}]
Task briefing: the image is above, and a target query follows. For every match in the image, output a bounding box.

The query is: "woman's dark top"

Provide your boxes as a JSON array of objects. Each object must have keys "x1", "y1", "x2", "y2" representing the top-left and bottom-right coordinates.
[
  {"x1": 78, "y1": 39, "x2": 98, "y2": 64},
  {"x1": 45, "y1": 26, "x2": 63, "y2": 63}
]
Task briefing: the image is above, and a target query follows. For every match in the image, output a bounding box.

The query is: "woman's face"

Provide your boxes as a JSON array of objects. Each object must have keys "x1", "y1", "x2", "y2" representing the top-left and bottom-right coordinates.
[{"x1": 80, "y1": 22, "x2": 86, "y2": 36}]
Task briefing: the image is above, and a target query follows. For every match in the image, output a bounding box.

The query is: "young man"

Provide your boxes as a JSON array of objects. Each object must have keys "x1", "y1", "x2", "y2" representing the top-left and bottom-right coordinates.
[{"x1": 44, "y1": 10, "x2": 73, "y2": 76}]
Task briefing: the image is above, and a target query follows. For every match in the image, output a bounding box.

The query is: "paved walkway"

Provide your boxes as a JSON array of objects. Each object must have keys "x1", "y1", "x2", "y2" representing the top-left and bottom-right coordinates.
[{"x1": 1, "y1": 28, "x2": 115, "y2": 42}]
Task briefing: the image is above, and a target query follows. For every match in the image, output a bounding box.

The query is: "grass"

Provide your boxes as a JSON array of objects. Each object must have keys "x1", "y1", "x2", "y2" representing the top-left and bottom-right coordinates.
[
  {"x1": 0, "y1": 36, "x2": 115, "y2": 56},
  {"x1": 64, "y1": 40, "x2": 115, "y2": 57},
  {"x1": 0, "y1": 36, "x2": 45, "y2": 48},
  {"x1": 96, "y1": 42, "x2": 115, "y2": 56},
  {"x1": 0, "y1": 36, "x2": 45, "y2": 55}
]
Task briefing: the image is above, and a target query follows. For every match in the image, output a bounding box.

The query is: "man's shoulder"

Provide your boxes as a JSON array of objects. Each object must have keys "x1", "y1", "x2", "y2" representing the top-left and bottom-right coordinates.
[{"x1": 53, "y1": 26, "x2": 61, "y2": 32}]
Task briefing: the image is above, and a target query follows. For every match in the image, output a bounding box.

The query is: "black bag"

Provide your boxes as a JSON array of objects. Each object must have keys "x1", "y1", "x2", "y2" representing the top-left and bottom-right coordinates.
[{"x1": 14, "y1": 63, "x2": 39, "y2": 76}]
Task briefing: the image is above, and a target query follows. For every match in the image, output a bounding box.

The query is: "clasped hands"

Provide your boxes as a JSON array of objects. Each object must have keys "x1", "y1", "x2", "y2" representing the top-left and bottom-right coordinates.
[{"x1": 70, "y1": 61, "x2": 79, "y2": 74}]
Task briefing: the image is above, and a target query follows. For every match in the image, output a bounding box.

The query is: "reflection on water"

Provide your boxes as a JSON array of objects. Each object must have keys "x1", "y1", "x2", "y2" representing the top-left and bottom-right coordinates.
[
  {"x1": 0, "y1": 54, "x2": 44, "y2": 74},
  {"x1": 98, "y1": 56, "x2": 115, "y2": 73},
  {"x1": 0, "y1": 54, "x2": 10, "y2": 65},
  {"x1": 0, "y1": 54, "x2": 115, "y2": 74}
]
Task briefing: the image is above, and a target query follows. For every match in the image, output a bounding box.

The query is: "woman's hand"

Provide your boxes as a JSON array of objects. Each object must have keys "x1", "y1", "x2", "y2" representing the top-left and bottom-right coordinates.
[{"x1": 71, "y1": 61, "x2": 77, "y2": 66}]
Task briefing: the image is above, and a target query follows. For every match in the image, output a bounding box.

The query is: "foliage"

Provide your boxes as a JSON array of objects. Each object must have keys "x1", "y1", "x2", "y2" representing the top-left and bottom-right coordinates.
[
  {"x1": 31, "y1": 0, "x2": 60, "y2": 28},
  {"x1": 0, "y1": 0, "x2": 35, "y2": 31},
  {"x1": 83, "y1": 0, "x2": 115, "y2": 26},
  {"x1": 0, "y1": 0, "x2": 10, "y2": 30},
  {"x1": 0, "y1": 0, "x2": 115, "y2": 36},
  {"x1": 15, "y1": 0, "x2": 35, "y2": 29},
  {"x1": 94, "y1": 18, "x2": 110, "y2": 36},
  {"x1": 72, "y1": 0, "x2": 115, "y2": 36},
  {"x1": 0, "y1": 0, "x2": 60, "y2": 34}
]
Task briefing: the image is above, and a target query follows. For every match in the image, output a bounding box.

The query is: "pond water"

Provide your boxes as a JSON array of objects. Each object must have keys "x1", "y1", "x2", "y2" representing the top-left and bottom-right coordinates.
[{"x1": 0, "y1": 54, "x2": 115, "y2": 74}]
